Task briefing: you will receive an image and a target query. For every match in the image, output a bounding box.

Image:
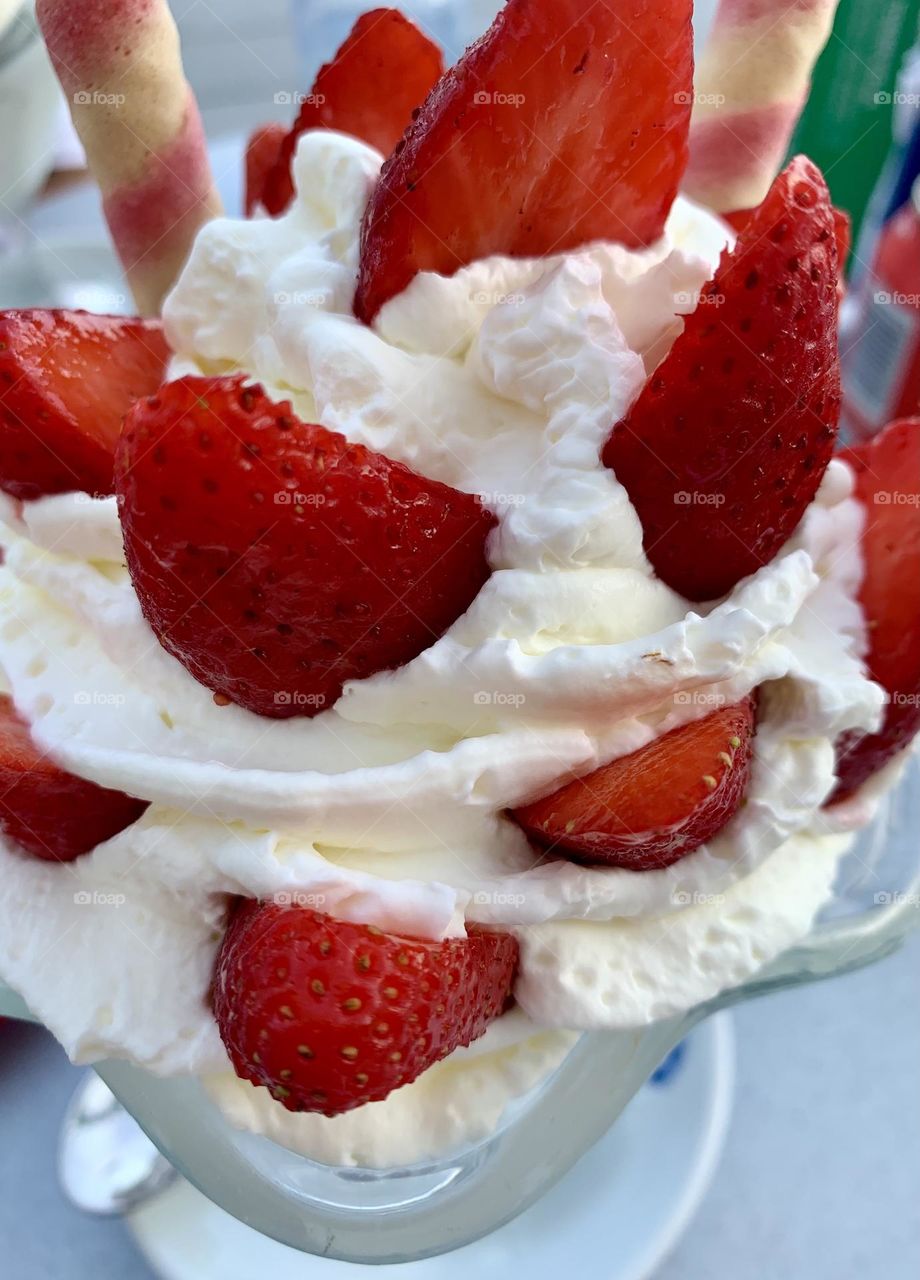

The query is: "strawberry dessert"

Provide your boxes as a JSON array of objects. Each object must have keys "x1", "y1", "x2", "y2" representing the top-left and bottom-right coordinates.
[{"x1": 0, "y1": 0, "x2": 917, "y2": 1169}]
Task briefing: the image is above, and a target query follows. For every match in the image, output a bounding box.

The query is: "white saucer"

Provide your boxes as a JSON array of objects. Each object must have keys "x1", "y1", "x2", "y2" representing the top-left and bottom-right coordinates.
[{"x1": 128, "y1": 1013, "x2": 734, "y2": 1280}]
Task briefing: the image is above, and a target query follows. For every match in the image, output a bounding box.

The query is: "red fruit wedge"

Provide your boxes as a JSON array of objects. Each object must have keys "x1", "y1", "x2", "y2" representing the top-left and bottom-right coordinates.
[
  {"x1": 116, "y1": 376, "x2": 496, "y2": 719},
  {"x1": 0, "y1": 694, "x2": 147, "y2": 862},
  {"x1": 245, "y1": 122, "x2": 287, "y2": 217},
  {"x1": 0, "y1": 310, "x2": 170, "y2": 501},
  {"x1": 831, "y1": 418, "x2": 920, "y2": 801},
  {"x1": 213, "y1": 901, "x2": 518, "y2": 1115},
  {"x1": 354, "y1": 0, "x2": 693, "y2": 322},
  {"x1": 604, "y1": 156, "x2": 841, "y2": 601},
  {"x1": 513, "y1": 698, "x2": 756, "y2": 871},
  {"x1": 260, "y1": 9, "x2": 444, "y2": 217}
]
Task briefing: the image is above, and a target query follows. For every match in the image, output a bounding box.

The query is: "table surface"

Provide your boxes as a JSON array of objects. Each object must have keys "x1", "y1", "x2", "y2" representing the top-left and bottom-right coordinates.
[{"x1": 3, "y1": 1, "x2": 919, "y2": 1276}]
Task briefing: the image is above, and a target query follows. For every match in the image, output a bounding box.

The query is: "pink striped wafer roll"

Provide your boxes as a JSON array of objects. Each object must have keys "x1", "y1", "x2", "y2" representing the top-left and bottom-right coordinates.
[
  {"x1": 37, "y1": 0, "x2": 222, "y2": 316},
  {"x1": 685, "y1": 0, "x2": 840, "y2": 214}
]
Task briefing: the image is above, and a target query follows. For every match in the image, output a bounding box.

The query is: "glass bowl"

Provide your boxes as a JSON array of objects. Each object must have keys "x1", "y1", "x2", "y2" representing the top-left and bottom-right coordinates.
[{"x1": 1, "y1": 757, "x2": 918, "y2": 1264}]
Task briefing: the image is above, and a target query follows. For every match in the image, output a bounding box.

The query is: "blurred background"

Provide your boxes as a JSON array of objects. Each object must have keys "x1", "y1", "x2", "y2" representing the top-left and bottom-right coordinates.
[{"x1": 0, "y1": 0, "x2": 919, "y2": 1276}]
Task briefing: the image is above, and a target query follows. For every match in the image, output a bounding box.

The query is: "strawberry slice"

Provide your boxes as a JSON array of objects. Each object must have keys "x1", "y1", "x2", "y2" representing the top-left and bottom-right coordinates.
[
  {"x1": 116, "y1": 376, "x2": 496, "y2": 719},
  {"x1": 213, "y1": 901, "x2": 518, "y2": 1115},
  {"x1": 245, "y1": 122, "x2": 287, "y2": 217},
  {"x1": 513, "y1": 699, "x2": 755, "y2": 871},
  {"x1": 603, "y1": 157, "x2": 841, "y2": 601},
  {"x1": 0, "y1": 694, "x2": 147, "y2": 862},
  {"x1": 833, "y1": 207, "x2": 852, "y2": 274},
  {"x1": 260, "y1": 9, "x2": 444, "y2": 217},
  {"x1": 0, "y1": 310, "x2": 170, "y2": 502},
  {"x1": 354, "y1": 0, "x2": 693, "y2": 323},
  {"x1": 831, "y1": 419, "x2": 920, "y2": 802}
]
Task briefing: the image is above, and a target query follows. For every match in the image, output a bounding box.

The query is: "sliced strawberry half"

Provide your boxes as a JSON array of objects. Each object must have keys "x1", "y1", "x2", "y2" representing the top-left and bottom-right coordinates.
[
  {"x1": 354, "y1": 0, "x2": 693, "y2": 323},
  {"x1": 116, "y1": 376, "x2": 496, "y2": 719},
  {"x1": 213, "y1": 900, "x2": 518, "y2": 1115},
  {"x1": 0, "y1": 694, "x2": 147, "y2": 862},
  {"x1": 245, "y1": 122, "x2": 287, "y2": 217},
  {"x1": 0, "y1": 310, "x2": 170, "y2": 502},
  {"x1": 831, "y1": 419, "x2": 920, "y2": 802},
  {"x1": 259, "y1": 9, "x2": 444, "y2": 217},
  {"x1": 513, "y1": 698, "x2": 756, "y2": 871},
  {"x1": 603, "y1": 157, "x2": 841, "y2": 602}
]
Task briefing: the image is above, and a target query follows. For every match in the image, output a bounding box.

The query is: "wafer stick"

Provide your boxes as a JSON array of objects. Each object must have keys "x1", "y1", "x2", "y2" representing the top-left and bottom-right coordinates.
[
  {"x1": 685, "y1": 0, "x2": 840, "y2": 215},
  {"x1": 37, "y1": 0, "x2": 222, "y2": 315}
]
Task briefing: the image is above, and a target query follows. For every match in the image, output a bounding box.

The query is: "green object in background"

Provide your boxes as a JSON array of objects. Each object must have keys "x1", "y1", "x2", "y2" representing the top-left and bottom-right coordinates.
[{"x1": 787, "y1": 0, "x2": 920, "y2": 242}]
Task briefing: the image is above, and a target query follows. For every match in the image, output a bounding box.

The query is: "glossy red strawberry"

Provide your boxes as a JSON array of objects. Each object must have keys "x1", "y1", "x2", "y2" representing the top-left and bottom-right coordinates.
[
  {"x1": 514, "y1": 699, "x2": 755, "y2": 870},
  {"x1": 0, "y1": 694, "x2": 147, "y2": 861},
  {"x1": 0, "y1": 310, "x2": 169, "y2": 501},
  {"x1": 260, "y1": 9, "x2": 443, "y2": 217},
  {"x1": 604, "y1": 156, "x2": 841, "y2": 602},
  {"x1": 213, "y1": 901, "x2": 518, "y2": 1115},
  {"x1": 354, "y1": 0, "x2": 693, "y2": 322},
  {"x1": 116, "y1": 376, "x2": 496, "y2": 719},
  {"x1": 831, "y1": 419, "x2": 920, "y2": 801},
  {"x1": 245, "y1": 122, "x2": 287, "y2": 217}
]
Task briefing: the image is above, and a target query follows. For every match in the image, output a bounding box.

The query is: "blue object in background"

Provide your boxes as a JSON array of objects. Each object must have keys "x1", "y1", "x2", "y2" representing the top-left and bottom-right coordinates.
[
  {"x1": 882, "y1": 112, "x2": 920, "y2": 223},
  {"x1": 650, "y1": 1041, "x2": 687, "y2": 1087}
]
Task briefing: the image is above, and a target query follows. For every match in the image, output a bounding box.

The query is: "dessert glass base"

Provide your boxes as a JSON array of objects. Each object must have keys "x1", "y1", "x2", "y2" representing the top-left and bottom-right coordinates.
[
  {"x1": 125, "y1": 1015, "x2": 734, "y2": 1280},
  {"x1": 1, "y1": 758, "x2": 917, "y2": 1264}
]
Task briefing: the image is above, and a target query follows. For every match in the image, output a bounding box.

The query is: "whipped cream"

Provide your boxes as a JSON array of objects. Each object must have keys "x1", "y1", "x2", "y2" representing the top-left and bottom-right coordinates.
[{"x1": 0, "y1": 130, "x2": 889, "y2": 1166}]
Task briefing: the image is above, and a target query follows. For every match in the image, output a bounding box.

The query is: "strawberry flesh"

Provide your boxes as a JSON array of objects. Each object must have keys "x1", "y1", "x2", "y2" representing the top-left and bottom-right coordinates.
[
  {"x1": 604, "y1": 156, "x2": 841, "y2": 602},
  {"x1": 0, "y1": 694, "x2": 147, "y2": 861},
  {"x1": 245, "y1": 123, "x2": 287, "y2": 217},
  {"x1": 831, "y1": 419, "x2": 920, "y2": 801},
  {"x1": 0, "y1": 310, "x2": 170, "y2": 501},
  {"x1": 213, "y1": 901, "x2": 518, "y2": 1115},
  {"x1": 260, "y1": 9, "x2": 443, "y2": 217},
  {"x1": 513, "y1": 699, "x2": 756, "y2": 871},
  {"x1": 116, "y1": 376, "x2": 496, "y2": 719},
  {"x1": 354, "y1": 0, "x2": 693, "y2": 323}
]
